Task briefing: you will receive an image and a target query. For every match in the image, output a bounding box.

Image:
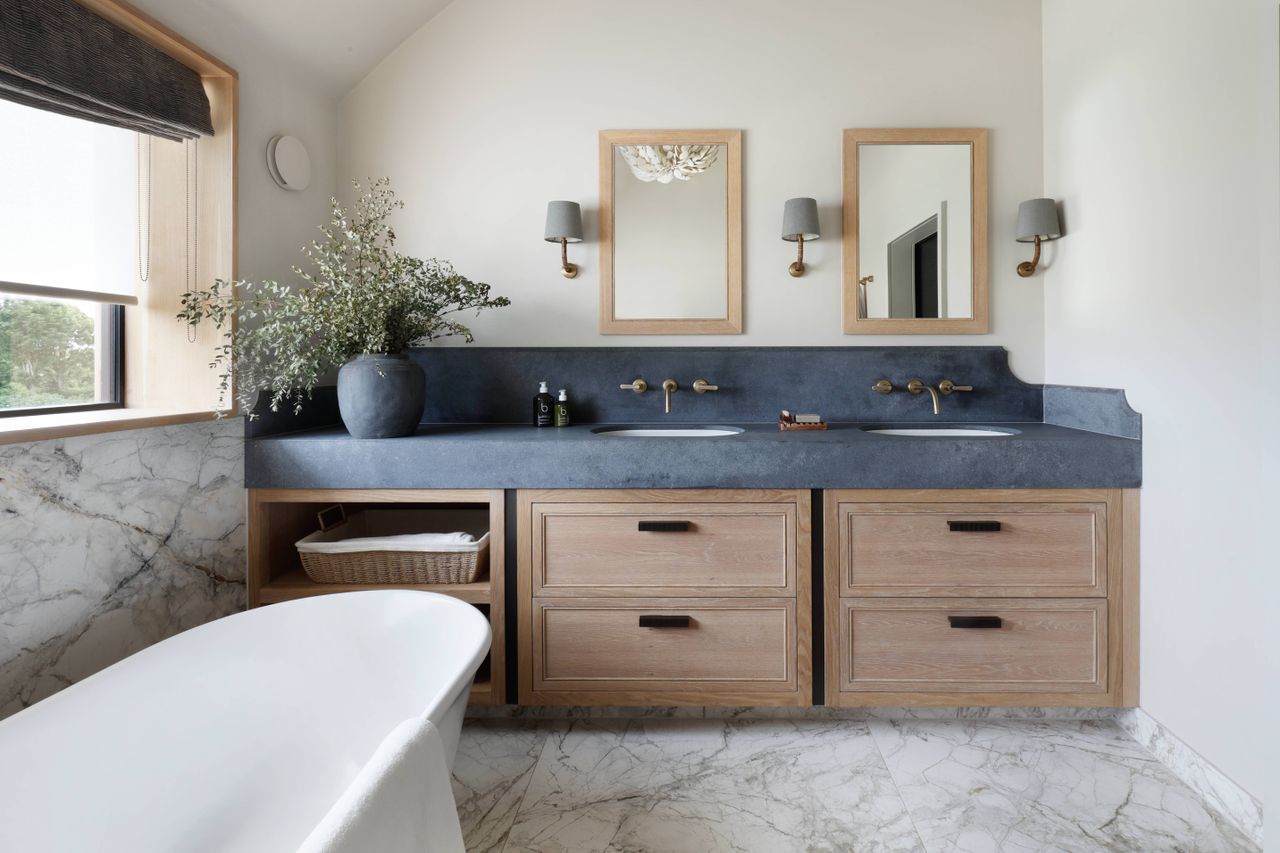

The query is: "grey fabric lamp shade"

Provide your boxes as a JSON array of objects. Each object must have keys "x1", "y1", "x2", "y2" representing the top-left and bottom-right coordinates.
[
  {"x1": 781, "y1": 197, "x2": 820, "y2": 242},
  {"x1": 544, "y1": 200, "x2": 583, "y2": 243},
  {"x1": 1016, "y1": 198, "x2": 1062, "y2": 242}
]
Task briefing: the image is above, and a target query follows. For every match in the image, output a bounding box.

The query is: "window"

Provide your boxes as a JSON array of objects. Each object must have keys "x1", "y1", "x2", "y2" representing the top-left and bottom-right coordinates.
[
  {"x1": 0, "y1": 297, "x2": 123, "y2": 416},
  {"x1": 0, "y1": 98, "x2": 134, "y2": 417},
  {"x1": 0, "y1": 0, "x2": 235, "y2": 443}
]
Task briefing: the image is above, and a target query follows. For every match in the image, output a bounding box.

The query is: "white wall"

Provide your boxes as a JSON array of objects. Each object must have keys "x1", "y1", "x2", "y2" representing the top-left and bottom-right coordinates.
[
  {"x1": 340, "y1": 0, "x2": 1047, "y2": 380},
  {"x1": 1042, "y1": 0, "x2": 1279, "y2": 804}
]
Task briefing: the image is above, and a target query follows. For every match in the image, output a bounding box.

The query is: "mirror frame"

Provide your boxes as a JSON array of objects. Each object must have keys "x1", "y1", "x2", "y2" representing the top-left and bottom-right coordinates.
[
  {"x1": 599, "y1": 129, "x2": 743, "y2": 334},
  {"x1": 842, "y1": 128, "x2": 989, "y2": 334}
]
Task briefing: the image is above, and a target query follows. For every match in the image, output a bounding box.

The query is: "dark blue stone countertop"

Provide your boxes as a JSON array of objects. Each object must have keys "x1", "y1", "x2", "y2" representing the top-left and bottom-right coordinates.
[{"x1": 244, "y1": 420, "x2": 1141, "y2": 490}]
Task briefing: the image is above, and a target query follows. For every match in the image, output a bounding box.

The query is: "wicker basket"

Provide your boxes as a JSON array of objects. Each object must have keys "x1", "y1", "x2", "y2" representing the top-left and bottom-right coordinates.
[{"x1": 296, "y1": 506, "x2": 489, "y2": 585}]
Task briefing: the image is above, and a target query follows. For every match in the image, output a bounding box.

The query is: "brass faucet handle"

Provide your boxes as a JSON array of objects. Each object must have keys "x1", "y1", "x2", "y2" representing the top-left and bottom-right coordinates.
[
  {"x1": 619, "y1": 378, "x2": 648, "y2": 393},
  {"x1": 938, "y1": 379, "x2": 973, "y2": 395},
  {"x1": 692, "y1": 378, "x2": 719, "y2": 394},
  {"x1": 872, "y1": 379, "x2": 893, "y2": 395}
]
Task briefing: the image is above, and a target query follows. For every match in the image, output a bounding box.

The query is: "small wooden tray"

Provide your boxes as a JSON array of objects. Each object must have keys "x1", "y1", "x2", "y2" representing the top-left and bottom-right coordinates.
[{"x1": 779, "y1": 413, "x2": 828, "y2": 431}]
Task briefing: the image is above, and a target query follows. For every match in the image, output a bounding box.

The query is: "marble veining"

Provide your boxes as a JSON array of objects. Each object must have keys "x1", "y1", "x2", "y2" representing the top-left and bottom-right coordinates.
[
  {"x1": 1117, "y1": 709, "x2": 1262, "y2": 848},
  {"x1": 0, "y1": 419, "x2": 246, "y2": 717},
  {"x1": 452, "y1": 717, "x2": 1258, "y2": 853},
  {"x1": 504, "y1": 718, "x2": 922, "y2": 852},
  {"x1": 868, "y1": 719, "x2": 1257, "y2": 853}
]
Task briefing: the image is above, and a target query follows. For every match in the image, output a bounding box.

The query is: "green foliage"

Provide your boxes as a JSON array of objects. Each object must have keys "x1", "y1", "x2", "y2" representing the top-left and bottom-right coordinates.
[
  {"x1": 0, "y1": 298, "x2": 96, "y2": 410},
  {"x1": 178, "y1": 178, "x2": 511, "y2": 417}
]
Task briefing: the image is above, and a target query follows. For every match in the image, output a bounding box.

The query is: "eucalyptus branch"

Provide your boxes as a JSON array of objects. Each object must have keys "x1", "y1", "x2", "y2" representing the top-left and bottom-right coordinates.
[{"x1": 177, "y1": 177, "x2": 510, "y2": 418}]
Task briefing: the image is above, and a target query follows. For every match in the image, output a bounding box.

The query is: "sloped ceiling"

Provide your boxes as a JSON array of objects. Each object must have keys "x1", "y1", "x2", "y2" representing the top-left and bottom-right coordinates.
[{"x1": 199, "y1": 0, "x2": 455, "y2": 95}]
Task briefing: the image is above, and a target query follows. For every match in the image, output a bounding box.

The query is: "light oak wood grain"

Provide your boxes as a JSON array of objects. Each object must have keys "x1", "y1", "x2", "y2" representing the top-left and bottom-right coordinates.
[
  {"x1": 532, "y1": 503, "x2": 794, "y2": 596},
  {"x1": 517, "y1": 489, "x2": 811, "y2": 706},
  {"x1": 837, "y1": 501, "x2": 1106, "y2": 597},
  {"x1": 824, "y1": 488, "x2": 1138, "y2": 708},
  {"x1": 841, "y1": 598, "x2": 1106, "y2": 693},
  {"x1": 536, "y1": 599, "x2": 794, "y2": 684}
]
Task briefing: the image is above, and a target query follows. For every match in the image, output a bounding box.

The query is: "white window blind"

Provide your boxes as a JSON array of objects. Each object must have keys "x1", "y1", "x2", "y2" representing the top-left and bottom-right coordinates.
[{"x1": 0, "y1": 98, "x2": 138, "y2": 305}]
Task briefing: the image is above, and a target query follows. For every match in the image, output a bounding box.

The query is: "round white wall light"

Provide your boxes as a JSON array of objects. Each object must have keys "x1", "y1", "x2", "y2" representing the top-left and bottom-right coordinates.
[{"x1": 266, "y1": 135, "x2": 311, "y2": 191}]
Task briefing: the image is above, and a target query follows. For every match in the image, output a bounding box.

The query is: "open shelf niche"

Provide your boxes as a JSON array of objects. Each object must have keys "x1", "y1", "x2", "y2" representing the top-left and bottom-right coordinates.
[{"x1": 247, "y1": 488, "x2": 506, "y2": 705}]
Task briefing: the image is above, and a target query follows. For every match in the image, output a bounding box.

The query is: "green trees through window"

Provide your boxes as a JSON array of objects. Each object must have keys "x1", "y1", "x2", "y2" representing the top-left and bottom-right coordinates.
[{"x1": 0, "y1": 298, "x2": 98, "y2": 411}]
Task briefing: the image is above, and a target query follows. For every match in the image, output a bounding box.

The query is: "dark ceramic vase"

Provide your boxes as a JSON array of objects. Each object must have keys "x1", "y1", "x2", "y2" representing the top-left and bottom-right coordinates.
[{"x1": 336, "y1": 353, "x2": 425, "y2": 438}]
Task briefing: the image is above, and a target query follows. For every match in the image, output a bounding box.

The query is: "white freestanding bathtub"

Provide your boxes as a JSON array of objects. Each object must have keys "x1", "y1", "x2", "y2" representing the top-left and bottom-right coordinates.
[{"x1": 0, "y1": 590, "x2": 490, "y2": 852}]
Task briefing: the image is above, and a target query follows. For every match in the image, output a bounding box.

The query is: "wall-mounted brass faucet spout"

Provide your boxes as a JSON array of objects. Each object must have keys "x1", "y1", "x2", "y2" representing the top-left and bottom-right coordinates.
[
  {"x1": 906, "y1": 379, "x2": 942, "y2": 416},
  {"x1": 662, "y1": 379, "x2": 678, "y2": 414}
]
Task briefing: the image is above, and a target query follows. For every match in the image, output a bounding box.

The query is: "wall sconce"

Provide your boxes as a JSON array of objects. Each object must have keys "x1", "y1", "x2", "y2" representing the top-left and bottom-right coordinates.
[
  {"x1": 544, "y1": 200, "x2": 583, "y2": 278},
  {"x1": 781, "y1": 197, "x2": 820, "y2": 277},
  {"x1": 1016, "y1": 198, "x2": 1062, "y2": 277}
]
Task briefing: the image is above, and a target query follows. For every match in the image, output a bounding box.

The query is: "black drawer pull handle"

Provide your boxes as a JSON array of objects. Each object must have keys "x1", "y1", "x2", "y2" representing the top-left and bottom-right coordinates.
[
  {"x1": 638, "y1": 520, "x2": 691, "y2": 532},
  {"x1": 638, "y1": 615, "x2": 692, "y2": 628},
  {"x1": 949, "y1": 615, "x2": 1003, "y2": 629},
  {"x1": 947, "y1": 520, "x2": 1002, "y2": 532}
]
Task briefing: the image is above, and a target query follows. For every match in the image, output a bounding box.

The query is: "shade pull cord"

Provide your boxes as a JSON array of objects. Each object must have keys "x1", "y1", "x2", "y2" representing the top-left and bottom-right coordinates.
[{"x1": 136, "y1": 134, "x2": 151, "y2": 283}]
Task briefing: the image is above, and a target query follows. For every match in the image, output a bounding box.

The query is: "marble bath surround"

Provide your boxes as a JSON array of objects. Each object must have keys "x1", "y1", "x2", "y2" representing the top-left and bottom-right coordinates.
[
  {"x1": 0, "y1": 419, "x2": 246, "y2": 717},
  {"x1": 452, "y1": 716, "x2": 1258, "y2": 853}
]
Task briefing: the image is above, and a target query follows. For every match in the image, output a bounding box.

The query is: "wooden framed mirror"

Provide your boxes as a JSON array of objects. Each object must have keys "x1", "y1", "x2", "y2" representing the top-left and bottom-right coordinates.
[
  {"x1": 599, "y1": 129, "x2": 742, "y2": 334},
  {"x1": 843, "y1": 128, "x2": 988, "y2": 334}
]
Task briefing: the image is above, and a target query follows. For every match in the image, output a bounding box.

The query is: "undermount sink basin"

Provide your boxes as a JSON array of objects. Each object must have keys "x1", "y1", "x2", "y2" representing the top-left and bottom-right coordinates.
[
  {"x1": 862, "y1": 427, "x2": 1018, "y2": 437},
  {"x1": 593, "y1": 426, "x2": 744, "y2": 438}
]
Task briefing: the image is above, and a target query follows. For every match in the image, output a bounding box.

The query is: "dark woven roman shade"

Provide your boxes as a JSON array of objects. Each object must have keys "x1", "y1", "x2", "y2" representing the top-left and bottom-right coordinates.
[{"x1": 0, "y1": 0, "x2": 213, "y2": 141}]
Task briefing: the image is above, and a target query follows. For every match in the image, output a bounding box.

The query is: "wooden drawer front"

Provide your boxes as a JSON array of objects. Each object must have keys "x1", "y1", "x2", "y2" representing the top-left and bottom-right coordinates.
[
  {"x1": 533, "y1": 502, "x2": 795, "y2": 596},
  {"x1": 839, "y1": 502, "x2": 1105, "y2": 596},
  {"x1": 534, "y1": 599, "x2": 795, "y2": 690},
  {"x1": 841, "y1": 599, "x2": 1106, "y2": 693}
]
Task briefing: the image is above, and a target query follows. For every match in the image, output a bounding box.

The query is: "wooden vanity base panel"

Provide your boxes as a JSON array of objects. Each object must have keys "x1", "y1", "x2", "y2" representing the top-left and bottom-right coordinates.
[
  {"x1": 518, "y1": 489, "x2": 812, "y2": 707},
  {"x1": 826, "y1": 489, "x2": 1138, "y2": 708}
]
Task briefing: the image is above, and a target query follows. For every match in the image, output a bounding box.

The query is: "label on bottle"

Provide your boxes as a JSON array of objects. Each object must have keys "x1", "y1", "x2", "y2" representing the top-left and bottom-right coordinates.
[
  {"x1": 554, "y1": 402, "x2": 571, "y2": 427},
  {"x1": 535, "y1": 397, "x2": 553, "y2": 427}
]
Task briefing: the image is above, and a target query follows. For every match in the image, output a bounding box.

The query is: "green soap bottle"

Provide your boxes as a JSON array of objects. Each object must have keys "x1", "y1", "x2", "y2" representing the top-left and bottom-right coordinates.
[
  {"x1": 533, "y1": 381, "x2": 554, "y2": 427},
  {"x1": 554, "y1": 389, "x2": 572, "y2": 427}
]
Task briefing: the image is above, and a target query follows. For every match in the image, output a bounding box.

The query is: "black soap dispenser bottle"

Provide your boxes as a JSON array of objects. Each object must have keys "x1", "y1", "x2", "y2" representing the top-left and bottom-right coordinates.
[
  {"x1": 554, "y1": 389, "x2": 571, "y2": 427},
  {"x1": 533, "y1": 381, "x2": 554, "y2": 427}
]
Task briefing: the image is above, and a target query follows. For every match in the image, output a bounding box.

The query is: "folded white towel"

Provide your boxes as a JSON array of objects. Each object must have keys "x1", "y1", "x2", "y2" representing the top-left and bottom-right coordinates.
[
  {"x1": 297, "y1": 531, "x2": 484, "y2": 555},
  {"x1": 296, "y1": 715, "x2": 464, "y2": 853}
]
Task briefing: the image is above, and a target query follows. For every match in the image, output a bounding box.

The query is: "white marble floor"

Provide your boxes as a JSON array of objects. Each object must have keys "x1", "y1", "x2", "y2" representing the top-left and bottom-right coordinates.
[{"x1": 451, "y1": 718, "x2": 1256, "y2": 853}]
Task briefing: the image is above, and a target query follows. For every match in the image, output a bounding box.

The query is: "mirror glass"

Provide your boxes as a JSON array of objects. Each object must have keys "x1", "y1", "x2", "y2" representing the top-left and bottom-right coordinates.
[
  {"x1": 858, "y1": 143, "x2": 972, "y2": 319},
  {"x1": 843, "y1": 129, "x2": 987, "y2": 334},
  {"x1": 600, "y1": 131, "x2": 741, "y2": 334},
  {"x1": 613, "y1": 144, "x2": 727, "y2": 319}
]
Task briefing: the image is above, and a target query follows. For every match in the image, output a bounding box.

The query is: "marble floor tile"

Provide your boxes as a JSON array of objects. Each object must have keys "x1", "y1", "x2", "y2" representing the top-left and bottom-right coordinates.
[
  {"x1": 868, "y1": 719, "x2": 1257, "y2": 853},
  {"x1": 452, "y1": 721, "x2": 557, "y2": 853},
  {"x1": 501, "y1": 718, "x2": 924, "y2": 853}
]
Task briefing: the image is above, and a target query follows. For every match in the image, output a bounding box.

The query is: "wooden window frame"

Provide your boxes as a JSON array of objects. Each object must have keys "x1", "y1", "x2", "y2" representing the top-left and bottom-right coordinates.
[{"x1": 0, "y1": 0, "x2": 237, "y2": 446}]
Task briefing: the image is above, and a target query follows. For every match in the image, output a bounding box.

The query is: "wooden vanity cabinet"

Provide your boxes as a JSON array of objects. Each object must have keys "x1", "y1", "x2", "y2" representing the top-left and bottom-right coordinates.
[
  {"x1": 516, "y1": 489, "x2": 813, "y2": 706},
  {"x1": 825, "y1": 489, "x2": 1139, "y2": 707}
]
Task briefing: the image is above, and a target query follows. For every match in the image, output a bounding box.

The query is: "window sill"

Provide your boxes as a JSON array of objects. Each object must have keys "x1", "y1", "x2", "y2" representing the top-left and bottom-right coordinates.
[{"x1": 0, "y1": 407, "x2": 232, "y2": 446}]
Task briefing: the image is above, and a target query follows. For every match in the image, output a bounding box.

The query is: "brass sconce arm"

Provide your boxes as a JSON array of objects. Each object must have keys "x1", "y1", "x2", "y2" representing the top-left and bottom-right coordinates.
[
  {"x1": 1016, "y1": 235, "x2": 1043, "y2": 278},
  {"x1": 559, "y1": 238, "x2": 578, "y2": 279},
  {"x1": 789, "y1": 236, "x2": 806, "y2": 278}
]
